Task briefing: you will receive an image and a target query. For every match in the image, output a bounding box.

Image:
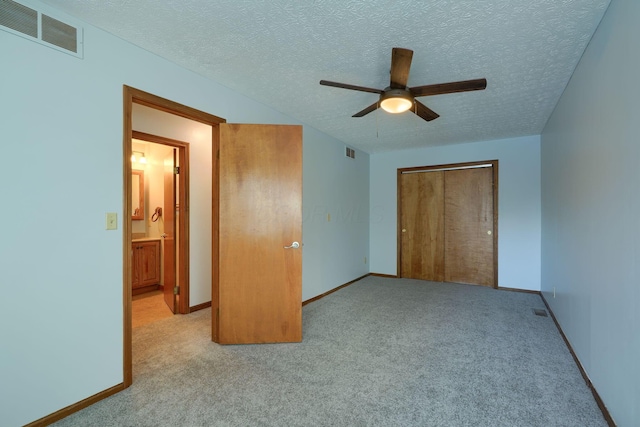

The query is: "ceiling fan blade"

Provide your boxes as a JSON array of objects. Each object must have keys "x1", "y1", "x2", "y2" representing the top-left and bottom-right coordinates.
[
  {"x1": 390, "y1": 48, "x2": 413, "y2": 89},
  {"x1": 413, "y1": 100, "x2": 440, "y2": 122},
  {"x1": 410, "y1": 78, "x2": 487, "y2": 97},
  {"x1": 319, "y1": 80, "x2": 383, "y2": 94},
  {"x1": 353, "y1": 102, "x2": 379, "y2": 117}
]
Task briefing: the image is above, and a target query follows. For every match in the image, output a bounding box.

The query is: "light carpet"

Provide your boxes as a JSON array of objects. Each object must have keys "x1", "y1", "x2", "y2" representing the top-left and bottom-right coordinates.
[{"x1": 52, "y1": 276, "x2": 607, "y2": 426}]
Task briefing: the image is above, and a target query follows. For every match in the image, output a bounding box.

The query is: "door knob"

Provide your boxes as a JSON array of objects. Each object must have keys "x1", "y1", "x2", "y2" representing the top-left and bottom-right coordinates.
[
  {"x1": 402, "y1": 229, "x2": 406, "y2": 233},
  {"x1": 284, "y1": 241, "x2": 300, "y2": 249}
]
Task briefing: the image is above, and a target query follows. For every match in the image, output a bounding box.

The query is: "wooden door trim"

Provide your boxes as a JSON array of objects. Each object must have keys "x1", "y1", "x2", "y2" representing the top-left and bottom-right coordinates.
[
  {"x1": 132, "y1": 131, "x2": 190, "y2": 315},
  {"x1": 123, "y1": 86, "x2": 225, "y2": 388},
  {"x1": 211, "y1": 124, "x2": 220, "y2": 343},
  {"x1": 397, "y1": 160, "x2": 499, "y2": 287}
]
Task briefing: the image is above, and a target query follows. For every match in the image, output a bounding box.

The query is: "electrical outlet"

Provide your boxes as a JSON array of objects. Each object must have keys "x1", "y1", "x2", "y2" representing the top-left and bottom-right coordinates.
[
  {"x1": 364, "y1": 256, "x2": 367, "y2": 264},
  {"x1": 327, "y1": 213, "x2": 331, "y2": 222},
  {"x1": 106, "y1": 212, "x2": 118, "y2": 230},
  {"x1": 553, "y1": 287, "x2": 556, "y2": 298}
]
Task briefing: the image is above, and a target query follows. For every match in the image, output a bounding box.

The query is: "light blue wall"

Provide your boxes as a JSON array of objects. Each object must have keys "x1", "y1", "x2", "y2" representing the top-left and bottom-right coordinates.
[
  {"x1": 540, "y1": 0, "x2": 640, "y2": 424},
  {"x1": 302, "y1": 137, "x2": 370, "y2": 300},
  {"x1": 370, "y1": 135, "x2": 541, "y2": 291},
  {"x1": 0, "y1": 1, "x2": 369, "y2": 425}
]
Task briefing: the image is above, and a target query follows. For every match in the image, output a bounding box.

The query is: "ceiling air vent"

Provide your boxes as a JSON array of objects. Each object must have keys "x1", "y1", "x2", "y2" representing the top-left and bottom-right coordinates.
[{"x1": 0, "y1": 0, "x2": 83, "y2": 58}]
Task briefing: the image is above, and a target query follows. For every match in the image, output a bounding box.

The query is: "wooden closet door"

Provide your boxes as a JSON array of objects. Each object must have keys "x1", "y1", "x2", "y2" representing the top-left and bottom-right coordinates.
[
  {"x1": 444, "y1": 167, "x2": 494, "y2": 286},
  {"x1": 399, "y1": 171, "x2": 445, "y2": 281}
]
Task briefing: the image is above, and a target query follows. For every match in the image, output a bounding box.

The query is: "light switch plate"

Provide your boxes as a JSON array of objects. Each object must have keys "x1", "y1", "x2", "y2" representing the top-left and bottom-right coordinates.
[{"x1": 106, "y1": 212, "x2": 118, "y2": 230}]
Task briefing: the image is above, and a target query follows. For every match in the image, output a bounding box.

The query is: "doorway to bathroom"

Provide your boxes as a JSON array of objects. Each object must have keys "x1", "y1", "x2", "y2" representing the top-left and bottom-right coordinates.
[
  {"x1": 130, "y1": 131, "x2": 189, "y2": 326},
  {"x1": 123, "y1": 86, "x2": 224, "y2": 387}
]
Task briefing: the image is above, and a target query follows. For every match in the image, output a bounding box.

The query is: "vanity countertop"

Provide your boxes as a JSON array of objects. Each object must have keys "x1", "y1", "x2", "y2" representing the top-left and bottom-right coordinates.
[{"x1": 132, "y1": 237, "x2": 161, "y2": 242}]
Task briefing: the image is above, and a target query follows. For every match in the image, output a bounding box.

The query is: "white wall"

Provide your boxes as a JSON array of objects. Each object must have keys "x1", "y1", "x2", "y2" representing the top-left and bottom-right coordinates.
[
  {"x1": 370, "y1": 135, "x2": 541, "y2": 291},
  {"x1": 540, "y1": 0, "x2": 640, "y2": 424},
  {"x1": 0, "y1": 1, "x2": 369, "y2": 424}
]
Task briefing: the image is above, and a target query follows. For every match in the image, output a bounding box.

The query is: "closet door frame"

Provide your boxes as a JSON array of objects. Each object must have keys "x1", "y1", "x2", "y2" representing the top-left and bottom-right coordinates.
[{"x1": 396, "y1": 160, "x2": 499, "y2": 287}]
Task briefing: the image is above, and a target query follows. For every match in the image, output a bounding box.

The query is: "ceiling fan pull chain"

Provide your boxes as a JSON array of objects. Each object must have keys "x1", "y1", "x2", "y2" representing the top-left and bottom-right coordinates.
[
  {"x1": 416, "y1": 102, "x2": 421, "y2": 137},
  {"x1": 376, "y1": 102, "x2": 379, "y2": 138}
]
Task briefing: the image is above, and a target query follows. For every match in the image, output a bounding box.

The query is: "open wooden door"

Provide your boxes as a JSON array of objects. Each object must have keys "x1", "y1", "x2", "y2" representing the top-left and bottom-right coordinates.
[
  {"x1": 163, "y1": 149, "x2": 177, "y2": 313},
  {"x1": 215, "y1": 124, "x2": 302, "y2": 344}
]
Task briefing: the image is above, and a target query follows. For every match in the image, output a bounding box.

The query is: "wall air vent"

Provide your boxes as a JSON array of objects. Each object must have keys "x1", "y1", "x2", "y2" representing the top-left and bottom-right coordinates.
[
  {"x1": 0, "y1": 0, "x2": 83, "y2": 58},
  {"x1": 346, "y1": 147, "x2": 355, "y2": 159},
  {"x1": 0, "y1": 0, "x2": 37, "y2": 37},
  {"x1": 41, "y1": 13, "x2": 77, "y2": 53}
]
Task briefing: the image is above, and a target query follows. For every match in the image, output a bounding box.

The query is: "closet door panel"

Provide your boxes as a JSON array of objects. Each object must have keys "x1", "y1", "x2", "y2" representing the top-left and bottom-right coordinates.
[
  {"x1": 444, "y1": 168, "x2": 494, "y2": 286},
  {"x1": 399, "y1": 171, "x2": 445, "y2": 281}
]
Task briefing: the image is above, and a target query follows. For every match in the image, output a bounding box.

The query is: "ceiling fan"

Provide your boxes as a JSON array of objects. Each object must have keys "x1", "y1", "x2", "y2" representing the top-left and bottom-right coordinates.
[{"x1": 319, "y1": 47, "x2": 487, "y2": 122}]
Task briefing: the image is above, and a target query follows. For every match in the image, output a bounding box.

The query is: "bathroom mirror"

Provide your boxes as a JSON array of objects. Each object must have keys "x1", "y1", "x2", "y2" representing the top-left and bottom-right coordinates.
[{"x1": 132, "y1": 170, "x2": 144, "y2": 220}]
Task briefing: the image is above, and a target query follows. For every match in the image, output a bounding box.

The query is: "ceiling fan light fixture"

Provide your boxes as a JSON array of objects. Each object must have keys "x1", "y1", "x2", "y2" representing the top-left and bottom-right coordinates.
[{"x1": 380, "y1": 89, "x2": 413, "y2": 114}]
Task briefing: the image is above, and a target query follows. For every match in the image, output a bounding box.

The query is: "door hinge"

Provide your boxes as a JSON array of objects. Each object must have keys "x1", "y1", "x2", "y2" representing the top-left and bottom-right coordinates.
[
  {"x1": 173, "y1": 285, "x2": 179, "y2": 295},
  {"x1": 216, "y1": 150, "x2": 220, "y2": 159},
  {"x1": 174, "y1": 166, "x2": 180, "y2": 174}
]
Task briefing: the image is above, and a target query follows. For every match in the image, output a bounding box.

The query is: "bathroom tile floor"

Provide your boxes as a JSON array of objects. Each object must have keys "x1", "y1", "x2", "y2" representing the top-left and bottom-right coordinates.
[{"x1": 132, "y1": 290, "x2": 174, "y2": 328}]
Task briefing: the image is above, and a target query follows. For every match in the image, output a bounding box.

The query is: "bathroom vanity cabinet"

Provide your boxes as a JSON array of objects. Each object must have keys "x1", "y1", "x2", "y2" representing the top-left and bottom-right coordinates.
[{"x1": 132, "y1": 239, "x2": 161, "y2": 291}]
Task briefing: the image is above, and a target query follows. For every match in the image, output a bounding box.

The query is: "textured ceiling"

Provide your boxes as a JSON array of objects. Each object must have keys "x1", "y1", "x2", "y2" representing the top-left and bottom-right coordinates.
[{"x1": 40, "y1": 0, "x2": 610, "y2": 153}]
